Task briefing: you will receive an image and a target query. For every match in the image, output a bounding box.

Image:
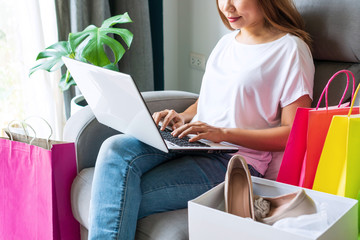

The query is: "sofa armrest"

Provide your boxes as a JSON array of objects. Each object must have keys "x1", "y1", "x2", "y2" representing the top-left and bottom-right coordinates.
[{"x1": 63, "y1": 90, "x2": 199, "y2": 172}]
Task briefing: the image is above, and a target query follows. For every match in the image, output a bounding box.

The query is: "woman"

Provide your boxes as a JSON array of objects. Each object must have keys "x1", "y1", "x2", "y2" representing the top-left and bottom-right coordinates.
[{"x1": 88, "y1": 0, "x2": 314, "y2": 239}]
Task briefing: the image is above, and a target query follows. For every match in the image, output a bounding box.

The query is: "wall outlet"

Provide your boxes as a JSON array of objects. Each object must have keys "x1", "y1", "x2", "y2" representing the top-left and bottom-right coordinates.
[{"x1": 190, "y1": 52, "x2": 206, "y2": 71}]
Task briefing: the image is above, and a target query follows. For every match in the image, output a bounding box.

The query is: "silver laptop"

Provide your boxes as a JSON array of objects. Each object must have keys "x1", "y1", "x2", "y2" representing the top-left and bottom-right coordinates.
[{"x1": 62, "y1": 57, "x2": 238, "y2": 153}]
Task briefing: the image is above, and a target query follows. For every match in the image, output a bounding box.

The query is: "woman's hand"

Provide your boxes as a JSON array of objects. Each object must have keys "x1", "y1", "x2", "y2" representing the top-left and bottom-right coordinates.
[
  {"x1": 171, "y1": 121, "x2": 225, "y2": 143},
  {"x1": 152, "y1": 109, "x2": 186, "y2": 131}
]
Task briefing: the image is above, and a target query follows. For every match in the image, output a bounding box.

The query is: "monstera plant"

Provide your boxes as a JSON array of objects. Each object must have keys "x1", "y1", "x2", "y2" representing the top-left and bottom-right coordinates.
[{"x1": 29, "y1": 12, "x2": 133, "y2": 91}]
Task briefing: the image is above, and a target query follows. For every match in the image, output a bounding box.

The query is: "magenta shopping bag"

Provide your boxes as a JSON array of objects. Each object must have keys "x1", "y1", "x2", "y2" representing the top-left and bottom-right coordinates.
[
  {"x1": 276, "y1": 107, "x2": 310, "y2": 186},
  {"x1": 0, "y1": 133, "x2": 80, "y2": 239}
]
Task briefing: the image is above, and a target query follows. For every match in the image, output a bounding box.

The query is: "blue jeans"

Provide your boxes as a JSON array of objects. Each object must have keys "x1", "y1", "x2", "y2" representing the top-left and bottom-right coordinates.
[{"x1": 88, "y1": 134, "x2": 262, "y2": 240}]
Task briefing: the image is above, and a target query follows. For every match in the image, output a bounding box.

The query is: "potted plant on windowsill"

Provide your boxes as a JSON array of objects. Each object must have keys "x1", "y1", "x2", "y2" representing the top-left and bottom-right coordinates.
[{"x1": 29, "y1": 12, "x2": 133, "y2": 115}]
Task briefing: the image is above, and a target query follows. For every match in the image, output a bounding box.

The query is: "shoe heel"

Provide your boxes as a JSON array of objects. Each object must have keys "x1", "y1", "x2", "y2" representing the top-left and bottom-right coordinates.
[{"x1": 224, "y1": 155, "x2": 255, "y2": 219}]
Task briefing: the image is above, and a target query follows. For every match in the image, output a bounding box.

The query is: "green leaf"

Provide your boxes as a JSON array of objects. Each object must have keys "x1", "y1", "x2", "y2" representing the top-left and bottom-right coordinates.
[
  {"x1": 69, "y1": 13, "x2": 133, "y2": 66},
  {"x1": 68, "y1": 26, "x2": 95, "y2": 53},
  {"x1": 105, "y1": 28, "x2": 133, "y2": 48},
  {"x1": 29, "y1": 41, "x2": 72, "y2": 76},
  {"x1": 103, "y1": 63, "x2": 119, "y2": 72},
  {"x1": 101, "y1": 12, "x2": 133, "y2": 28},
  {"x1": 58, "y1": 72, "x2": 76, "y2": 91}
]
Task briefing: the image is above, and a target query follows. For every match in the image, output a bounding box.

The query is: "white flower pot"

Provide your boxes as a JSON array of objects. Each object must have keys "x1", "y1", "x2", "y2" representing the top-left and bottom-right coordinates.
[{"x1": 70, "y1": 95, "x2": 88, "y2": 116}]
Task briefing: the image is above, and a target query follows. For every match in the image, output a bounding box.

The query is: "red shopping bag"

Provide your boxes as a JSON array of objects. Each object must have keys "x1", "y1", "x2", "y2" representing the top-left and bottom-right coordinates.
[
  {"x1": 277, "y1": 70, "x2": 359, "y2": 188},
  {"x1": 0, "y1": 123, "x2": 80, "y2": 239}
]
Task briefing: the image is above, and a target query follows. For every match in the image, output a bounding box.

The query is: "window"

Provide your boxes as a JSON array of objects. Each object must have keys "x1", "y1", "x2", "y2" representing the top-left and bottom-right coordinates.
[
  {"x1": 0, "y1": 1, "x2": 26, "y2": 133},
  {"x1": 0, "y1": 0, "x2": 64, "y2": 139}
]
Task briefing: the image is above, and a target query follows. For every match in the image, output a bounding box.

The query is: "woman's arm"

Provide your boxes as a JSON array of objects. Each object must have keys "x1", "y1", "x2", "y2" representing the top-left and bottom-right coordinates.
[
  {"x1": 173, "y1": 95, "x2": 311, "y2": 151},
  {"x1": 179, "y1": 99, "x2": 198, "y2": 123},
  {"x1": 221, "y1": 95, "x2": 311, "y2": 151}
]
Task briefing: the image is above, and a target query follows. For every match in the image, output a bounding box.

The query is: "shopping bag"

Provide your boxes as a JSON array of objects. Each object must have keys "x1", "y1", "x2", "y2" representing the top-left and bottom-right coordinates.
[
  {"x1": 277, "y1": 70, "x2": 358, "y2": 188},
  {"x1": 313, "y1": 83, "x2": 360, "y2": 198},
  {"x1": 358, "y1": 191, "x2": 360, "y2": 239},
  {"x1": 313, "y1": 83, "x2": 360, "y2": 237},
  {"x1": 0, "y1": 119, "x2": 80, "y2": 240}
]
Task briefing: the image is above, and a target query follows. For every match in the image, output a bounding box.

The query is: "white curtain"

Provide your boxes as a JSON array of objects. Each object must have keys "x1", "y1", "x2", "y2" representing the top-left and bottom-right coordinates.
[{"x1": 12, "y1": 0, "x2": 65, "y2": 140}]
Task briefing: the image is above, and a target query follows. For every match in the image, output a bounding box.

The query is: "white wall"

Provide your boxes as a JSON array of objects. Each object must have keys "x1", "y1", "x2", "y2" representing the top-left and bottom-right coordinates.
[{"x1": 163, "y1": 0, "x2": 229, "y2": 93}]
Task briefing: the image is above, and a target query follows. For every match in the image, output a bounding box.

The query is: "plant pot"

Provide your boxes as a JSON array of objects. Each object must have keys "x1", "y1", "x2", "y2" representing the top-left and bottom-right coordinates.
[{"x1": 70, "y1": 95, "x2": 88, "y2": 116}]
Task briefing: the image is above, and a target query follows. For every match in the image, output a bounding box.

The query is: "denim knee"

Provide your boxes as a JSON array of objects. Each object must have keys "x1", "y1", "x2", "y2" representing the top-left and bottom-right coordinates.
[{"x1": 96, "y1": 134, "x2": 137, "y2": 167}]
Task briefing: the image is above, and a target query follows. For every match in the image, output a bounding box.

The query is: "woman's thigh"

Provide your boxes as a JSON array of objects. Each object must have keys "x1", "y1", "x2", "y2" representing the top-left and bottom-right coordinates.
[{"x1": 138, "y1": 153, "x2": 229, "y2": 219}]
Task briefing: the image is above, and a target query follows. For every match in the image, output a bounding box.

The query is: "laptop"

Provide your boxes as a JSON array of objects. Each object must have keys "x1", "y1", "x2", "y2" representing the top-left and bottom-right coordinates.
[{"x1": 62, "y1": 57, "x2": 238, "y2": 153}]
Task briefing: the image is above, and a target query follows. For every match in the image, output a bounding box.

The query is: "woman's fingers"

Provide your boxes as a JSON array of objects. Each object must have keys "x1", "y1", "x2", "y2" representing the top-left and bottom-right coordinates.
[
  {"x1": 172, "y1": 122, "x2": 203, "y2": 137},
  {"x1": 152, "y1": 109, "x2": 184, "y2": 130},
  {"x1": 178, "y1": 125, "x2": 202, "y2": 138},
  {"x1": 162, "y1": 110, "x2": 177, "y2": 130},
  {"x1": 171, "y1": 121, "x2": 223, "y2": 143},
  {"x1": 188, "y1": 133, "x2": 205, "y2": 142},
  {"x1": 152, "y1": 110, "x2": 169, "y2": 127},
  {"x1": 172, "y1": 121, "x2": 183, "y2": 130}
]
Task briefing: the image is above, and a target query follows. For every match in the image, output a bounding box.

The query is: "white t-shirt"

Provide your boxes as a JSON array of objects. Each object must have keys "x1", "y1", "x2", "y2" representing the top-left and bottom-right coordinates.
[{"x1": 192, "y1": 30, "x2": 315, "y2": 175}]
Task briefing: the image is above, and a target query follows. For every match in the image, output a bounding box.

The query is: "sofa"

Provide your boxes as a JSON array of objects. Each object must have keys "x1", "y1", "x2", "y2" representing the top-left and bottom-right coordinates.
[{"x1": 64, "y1": 0, "x2": 360, "y2": 239}]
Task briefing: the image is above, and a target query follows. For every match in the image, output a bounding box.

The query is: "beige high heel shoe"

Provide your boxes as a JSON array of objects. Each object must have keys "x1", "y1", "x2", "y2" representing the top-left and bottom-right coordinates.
[
  {"x1": 224, "y1": 155, "x2": 255, "y2": 219},
  {"x1": 224, "y1": 155, "x2": 317, "y2": 224},
  {"x1": 254, "y1": 189, "x2": 317, "y2": 225}
]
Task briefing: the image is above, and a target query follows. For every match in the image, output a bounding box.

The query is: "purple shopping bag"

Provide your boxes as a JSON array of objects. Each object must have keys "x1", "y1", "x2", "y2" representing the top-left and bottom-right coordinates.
[{"x1": 0, "y1": 134, "x2": 80, "y2": 239}]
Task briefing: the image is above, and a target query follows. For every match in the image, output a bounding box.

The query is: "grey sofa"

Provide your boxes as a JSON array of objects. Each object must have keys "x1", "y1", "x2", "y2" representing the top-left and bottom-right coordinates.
[{"x1": 64, "y1": 0, "x2": 360, "y2": 239}]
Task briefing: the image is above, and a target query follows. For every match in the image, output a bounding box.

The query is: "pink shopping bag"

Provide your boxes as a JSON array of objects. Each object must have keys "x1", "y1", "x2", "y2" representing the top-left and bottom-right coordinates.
[
  {"x1": 0, "y1": 130, "x2": 80, "y2": 239},
  {"x1": 277, "y1": 70, "x2": 358, "y2": 188}
]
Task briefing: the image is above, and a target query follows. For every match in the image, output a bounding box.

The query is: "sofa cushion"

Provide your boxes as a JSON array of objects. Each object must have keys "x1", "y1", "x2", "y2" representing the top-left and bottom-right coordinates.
[
  {"x1": 71, "y1": 168, "x2": 93, "y2": 229},
  {"x1": 71, "y1": 167, "x2": 189, "y2": 240},
  {"x1": 135, "y1": 209, "x2": 189, "y2": 240}
]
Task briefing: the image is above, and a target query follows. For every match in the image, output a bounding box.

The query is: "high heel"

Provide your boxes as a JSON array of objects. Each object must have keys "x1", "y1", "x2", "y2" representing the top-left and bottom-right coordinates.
[
  {"x1": 224, "y1": 155, "x2": 255, "y2": 219},
  {"x1": 224, "y1": 155, "x2": 317, "y2": 224},
  {"x1": 254, "y1": 189, "x2": 317, "y2": 225}
]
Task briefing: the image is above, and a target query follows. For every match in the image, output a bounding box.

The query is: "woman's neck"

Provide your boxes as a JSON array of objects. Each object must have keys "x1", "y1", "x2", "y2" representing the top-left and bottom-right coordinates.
[{"x1": 235, "y1": 26, "x2": 285, "y2": 45}]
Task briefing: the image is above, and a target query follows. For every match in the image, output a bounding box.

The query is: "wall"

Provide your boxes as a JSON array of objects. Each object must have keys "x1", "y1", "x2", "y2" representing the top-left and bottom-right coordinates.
[{"x1": 163, "y1": 0, "x2": 229, "y2": 93}]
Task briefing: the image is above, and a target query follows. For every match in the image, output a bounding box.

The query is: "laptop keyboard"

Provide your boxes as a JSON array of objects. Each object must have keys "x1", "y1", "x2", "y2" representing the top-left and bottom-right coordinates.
[{"x1": 158, "y1": 127, "x2": 210, "y2": 147}]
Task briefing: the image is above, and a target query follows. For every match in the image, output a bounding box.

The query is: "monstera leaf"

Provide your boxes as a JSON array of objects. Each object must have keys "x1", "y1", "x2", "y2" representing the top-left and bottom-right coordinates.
[
  {"x1": 58, "y1": 69, "x2": 76, "y2": 91},
  {"x1": 69, "y1": 13, "x2": 133, "y2": 67},
  {"x1": 29, "y1": 41, "x2": 74, "y2": 91},
  {"x1": 29, "y1": 41, "x2": 73, "y2": 75},
  {"x1": 29, "y1": 12, "x2": 133, "y2": 91}
]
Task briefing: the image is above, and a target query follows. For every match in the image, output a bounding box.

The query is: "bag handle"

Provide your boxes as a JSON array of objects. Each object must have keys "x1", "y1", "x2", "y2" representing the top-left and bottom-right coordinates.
[
  {"x1": 7, "y1": 116, "x2": 53, "y2": 149},
  {"x1": 7, "y1": 120, "x2": 37, "y2": 145},
  {"x1": 315, "y1": 70, "x2": 356, "y2": 110},
  {"x1": 348, "y1": 83, "x2": 360, "y2": 117},
  {"x1": 23, "y1": 116, "x2": 53, "y2": 140}
]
